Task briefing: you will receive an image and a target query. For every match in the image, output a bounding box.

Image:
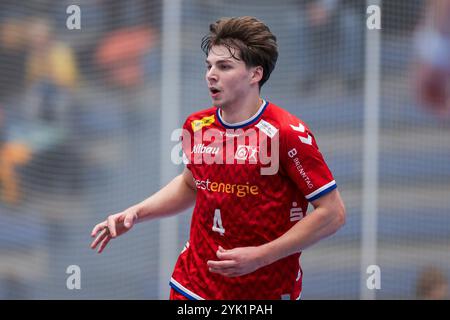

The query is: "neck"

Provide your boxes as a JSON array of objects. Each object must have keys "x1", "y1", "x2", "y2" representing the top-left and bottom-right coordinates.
[{"x1": 220, "y1": 95, "x2": 263, "y2": 124}]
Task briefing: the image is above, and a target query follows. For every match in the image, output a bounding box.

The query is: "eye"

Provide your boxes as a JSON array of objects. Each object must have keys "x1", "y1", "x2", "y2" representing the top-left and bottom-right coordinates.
[{"x1": 206, "y1": 65, "x2": 212, "y2": 70}]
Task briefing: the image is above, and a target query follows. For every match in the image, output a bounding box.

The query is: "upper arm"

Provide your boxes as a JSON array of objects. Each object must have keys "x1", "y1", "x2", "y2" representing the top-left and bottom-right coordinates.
[
  {"x1": 310, "y1": 188, "x2": 346, "y2": 222},
  {"x1": 280, "y1": 120, "x2": 336, "y2": 202}
]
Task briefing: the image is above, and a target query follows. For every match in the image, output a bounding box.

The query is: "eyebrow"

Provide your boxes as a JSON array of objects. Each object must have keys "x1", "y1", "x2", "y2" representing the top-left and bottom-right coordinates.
[{"x1": 205, "y1": 59, "x2": 234, "y2": 64}]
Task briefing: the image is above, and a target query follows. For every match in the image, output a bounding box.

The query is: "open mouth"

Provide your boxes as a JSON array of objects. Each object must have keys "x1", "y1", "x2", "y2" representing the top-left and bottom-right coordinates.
[{"x1": 210, "y1": 87, "x2": 220, "y2": 94}]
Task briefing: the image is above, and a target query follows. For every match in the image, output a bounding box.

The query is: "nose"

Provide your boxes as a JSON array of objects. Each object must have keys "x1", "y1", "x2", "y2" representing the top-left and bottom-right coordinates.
[{"x1": 206, "y1": 66, "x2": 218, "y2": 83}]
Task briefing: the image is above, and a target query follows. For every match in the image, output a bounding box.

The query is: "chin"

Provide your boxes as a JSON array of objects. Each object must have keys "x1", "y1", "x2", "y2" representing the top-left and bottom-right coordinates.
[{"x1": 214, "y1": 101, "x2": 225, "y2": 109}]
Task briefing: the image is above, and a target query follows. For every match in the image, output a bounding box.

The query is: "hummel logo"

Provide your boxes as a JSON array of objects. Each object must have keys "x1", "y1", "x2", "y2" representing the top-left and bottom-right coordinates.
[
  {"x1": 290, "y1": 123, "x2": 312, "y2": 145},
  {"x1": 290, "y1": 123, "x2": 305, "y2": 133}
]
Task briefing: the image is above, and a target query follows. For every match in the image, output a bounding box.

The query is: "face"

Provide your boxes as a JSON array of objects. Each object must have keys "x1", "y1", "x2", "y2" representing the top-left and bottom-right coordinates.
[{"x1": 205, "y1": 45, "x2": 261, "y2": 109}]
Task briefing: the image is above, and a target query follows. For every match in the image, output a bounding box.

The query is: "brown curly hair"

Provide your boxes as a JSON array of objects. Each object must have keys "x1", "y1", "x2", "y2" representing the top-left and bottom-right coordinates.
[{"x1": 201, "y1": 16, "x2": 278, "y2": 89}]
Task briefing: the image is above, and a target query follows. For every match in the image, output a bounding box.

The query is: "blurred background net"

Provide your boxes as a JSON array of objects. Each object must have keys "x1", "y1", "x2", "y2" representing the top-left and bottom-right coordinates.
[{"x1": 0, "y1": 0, "x2": 449, "y2": 299}]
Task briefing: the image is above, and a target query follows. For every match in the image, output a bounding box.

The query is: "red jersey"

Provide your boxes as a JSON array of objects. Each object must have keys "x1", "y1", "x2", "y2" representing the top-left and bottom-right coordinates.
[{"x1": 170, "y1": 99, "x2": 336, "y2": 300}]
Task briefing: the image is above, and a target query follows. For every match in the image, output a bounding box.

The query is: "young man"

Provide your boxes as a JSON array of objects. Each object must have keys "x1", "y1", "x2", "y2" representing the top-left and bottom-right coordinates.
[{"x1": 90, "y1": 16, "x2": 345, "y2": 300}]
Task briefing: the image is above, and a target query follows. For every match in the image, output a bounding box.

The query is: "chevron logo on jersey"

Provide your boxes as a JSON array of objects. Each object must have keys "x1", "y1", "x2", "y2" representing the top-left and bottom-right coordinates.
[
  {"x1": 290, "y1": 123, "x2": 312, "y2": 145},
  {"x1": 191, "y1": 115, "x2": 215, "y2": 132}
]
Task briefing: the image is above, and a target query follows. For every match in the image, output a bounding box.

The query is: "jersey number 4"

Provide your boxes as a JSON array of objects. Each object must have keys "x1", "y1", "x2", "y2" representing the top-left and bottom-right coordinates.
[{"x1": 212, "y1": 209, "x2": 225, "y2": 236}]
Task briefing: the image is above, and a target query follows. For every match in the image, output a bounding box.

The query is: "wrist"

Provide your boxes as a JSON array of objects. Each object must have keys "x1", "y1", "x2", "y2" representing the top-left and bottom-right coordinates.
[
  {"x1": 132, "y1": 205, "x2": 144, "y2": 223},
  {"x1": 258, "y1": 242, "x2": 278, "y2": 267}
]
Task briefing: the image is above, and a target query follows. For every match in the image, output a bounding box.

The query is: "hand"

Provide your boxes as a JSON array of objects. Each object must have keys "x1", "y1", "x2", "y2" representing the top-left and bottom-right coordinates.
[
  {"x1": 207, "y1": 246, "x2": 266, "y2": 277},
  {"x1": 90, "y1": 208, "x2": 138, "y2": 253}
]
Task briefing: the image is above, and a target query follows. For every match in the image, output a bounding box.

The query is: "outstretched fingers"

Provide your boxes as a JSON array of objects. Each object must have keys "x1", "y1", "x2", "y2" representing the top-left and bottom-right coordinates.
[
  {"x1": 91, "y1": 221, "x2": 107, "y2": 238},
  {"x1": 90, "y1": 227, "x2": 109, "y2": 251},
  {"x1": 107, "y1": 215, "x2": 118, "y2": 237},
  {"x1": 97, "y1": 233, "x2": 111, "y2": 254}
]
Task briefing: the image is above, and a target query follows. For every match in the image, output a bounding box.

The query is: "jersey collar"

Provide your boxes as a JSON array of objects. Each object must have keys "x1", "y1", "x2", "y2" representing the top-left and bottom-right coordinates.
[{"x1": 216, "y1": 99, "x2": 268, "y2": 129}]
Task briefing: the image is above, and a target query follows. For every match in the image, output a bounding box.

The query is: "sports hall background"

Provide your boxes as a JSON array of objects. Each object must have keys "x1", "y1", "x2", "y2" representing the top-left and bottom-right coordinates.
[{"x1": 0, "y1": 0, "x2": 449, "y2": 299}]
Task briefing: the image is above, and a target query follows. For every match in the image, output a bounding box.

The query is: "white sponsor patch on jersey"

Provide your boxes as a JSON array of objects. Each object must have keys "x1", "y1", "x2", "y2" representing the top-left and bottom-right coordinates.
[{"x1": 256, "y1": 119, "x2": 278, "y2": 138}]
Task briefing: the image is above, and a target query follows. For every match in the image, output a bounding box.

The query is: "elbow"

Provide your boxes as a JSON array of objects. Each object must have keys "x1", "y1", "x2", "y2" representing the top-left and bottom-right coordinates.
[
  {"x1": 313, "y1": 190, "x2": 346, "y2": 235},
  {"x1": 325, "y1": 199, "x2": 345, "y2": 234},
  {"x1": 334, "y1": 201, "x2": 346, "y2": 230}
]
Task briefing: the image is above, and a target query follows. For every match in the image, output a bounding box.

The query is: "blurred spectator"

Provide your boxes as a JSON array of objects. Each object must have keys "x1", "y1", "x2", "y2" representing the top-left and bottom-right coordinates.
[
  {"x1": 0, "y1": 18, "x2": 28, "y2": 104},
  {"x1": 413, "y1": 0, "x2": 450, "y2": 116},
  {"x1": 103, "y1": 0, "x2": 161, "y2": 30},
  {"x1": 0, "y1": 19, "x2": 32, "y2": 205},
  {"x1": 416, "y1": 265, "x2": 449, "y2": 300},
  {"x1": 14, "y1": 17, "x2": 82, "y2": 196},
  {"x1": 24, "y1": 16, "x2": 79, "y2": 124},
  {"x1": 25, "y1": 18, "x2": 78, "y2": 87},
  {"x1": 298, "y1": 0, "x2": 365, "y2": 94},
  {"x1": 95, "y1": 25, "x2": 158, "y2": 90},
  {"x1": 1, "y1": 102, "x2": 31, "y2": 205},
  {"x1": 53, "y1": 0, "x2": 108, "y2": 83}
]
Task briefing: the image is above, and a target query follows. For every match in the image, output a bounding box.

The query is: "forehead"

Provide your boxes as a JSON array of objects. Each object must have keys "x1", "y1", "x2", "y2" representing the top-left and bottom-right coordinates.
[{"x1": 206, "y1": 45, "x2": 242, "y2": 63}]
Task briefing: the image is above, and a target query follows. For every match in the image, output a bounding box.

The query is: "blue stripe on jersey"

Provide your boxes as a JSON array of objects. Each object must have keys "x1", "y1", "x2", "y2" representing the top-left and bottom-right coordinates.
[
  {"x1": 308, "y1": 183, "x2": 337, "y2": 202},
  {"x1": 169, "y1": 281, "x2": 197, "y2": 300},
  {"x1": 216, "y1": 99, "x2": 268, "y2": 129}
]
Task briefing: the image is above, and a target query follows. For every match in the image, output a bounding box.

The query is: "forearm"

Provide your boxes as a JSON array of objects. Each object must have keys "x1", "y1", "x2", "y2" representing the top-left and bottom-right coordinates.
[
  {"x1": 259, "y1": 206, "x2": 344, "y2": 266},
  {"x1": 132, "y1": 174, "x2": 197, "y2": 222}
]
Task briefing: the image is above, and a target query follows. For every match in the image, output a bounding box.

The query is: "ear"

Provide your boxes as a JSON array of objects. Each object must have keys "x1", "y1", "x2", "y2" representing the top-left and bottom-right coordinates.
[{"x1": 249, "y1": 66, "x2": 263, "y2": 85}]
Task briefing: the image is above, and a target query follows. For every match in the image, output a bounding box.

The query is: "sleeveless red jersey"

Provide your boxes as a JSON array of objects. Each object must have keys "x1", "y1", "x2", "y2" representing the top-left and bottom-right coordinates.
[{"x1": 170, "y1": 99, "x2": 336, "y2": 300}]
